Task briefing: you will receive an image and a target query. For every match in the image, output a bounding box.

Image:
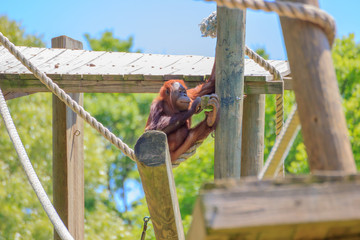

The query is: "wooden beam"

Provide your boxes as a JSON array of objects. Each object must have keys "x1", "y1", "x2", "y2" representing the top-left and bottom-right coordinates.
[
  {"x1": 259, "y1": 107, "x2": 301, "y2": 179},
  {"x1": 241, "y1": 94, "x2": 265, "y2": 177},
  {"x1": 0, "y1": 74, "x2": 289, "y2": 94},
  {"x1": 188, "y1": 174, "x2": 360, "y2": 240},
  {"x1": 135, "y1": 131, "x2": 184, "y2": 240},
  {"x1": 52, "y1": 36, "x2": 84, "y2": 240},
  {"x1": 214, "y1": 6, "x2": 246, "y2": 179},
  {"x1": 278, "y1": 0, "x2": 356, "y2": 173}
]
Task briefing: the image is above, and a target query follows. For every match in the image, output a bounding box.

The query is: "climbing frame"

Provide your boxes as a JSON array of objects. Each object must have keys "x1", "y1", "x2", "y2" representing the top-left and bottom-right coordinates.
[
  {"x1": 0, "y1": 46, "x2": 291, "y2": 98},
  {"x1": 187, "y1": 174, "x2": 360, "y2": 240}
]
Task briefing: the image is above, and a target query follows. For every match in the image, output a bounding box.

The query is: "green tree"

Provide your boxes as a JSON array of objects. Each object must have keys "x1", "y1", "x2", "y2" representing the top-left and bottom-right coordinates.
[
  {"x1": 83, "y1": 31, "x2": 152, "y2": 219},
  {"x1": 85, "y1": 30, "x2": 140, "y2": 52},
  {"x1": 333, "y1": 34, "x2": 360, "y2": 166},
  {"x1": 284, "y1": 34, "x2": 360, "y2": 173},
  {"x1": 0, "y1": 17, "x2": 132, "y2": 239},
  {"x1": 0, "y1": 15, "x2": 44, "y2": 47}
]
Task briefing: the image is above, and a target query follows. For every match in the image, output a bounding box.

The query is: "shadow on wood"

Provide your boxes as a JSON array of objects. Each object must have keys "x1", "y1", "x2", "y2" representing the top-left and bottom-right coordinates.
[{"x1": 135, "y1": 130, "x2": 184, "y2": 240}]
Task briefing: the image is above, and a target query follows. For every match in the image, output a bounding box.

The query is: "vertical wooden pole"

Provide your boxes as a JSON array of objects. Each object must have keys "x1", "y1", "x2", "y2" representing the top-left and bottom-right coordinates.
[
  {"x1": 52, "y1": 36, "x2": 84, "y2": 240},
  {"x1": 135, "y1": 131, "x2": 184, "y2": 240},
  {"x1": 241, "y1": 94, "x2": 265, "y2": 176},
  {"x1": 215, "y1": 6, "x2": 246, "y2": 179},
  {"x1": 278, "y1": 0, "x2": 356, "y2": 173}
]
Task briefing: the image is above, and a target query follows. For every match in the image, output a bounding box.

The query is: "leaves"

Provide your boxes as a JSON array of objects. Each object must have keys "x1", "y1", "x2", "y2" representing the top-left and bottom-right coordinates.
[
  {"x1": 0, "y1": 16, "x2": 44, "y2": 47},
  {"x1": 84, "y1": 30, "x2": 140, "y2": 52},
  {"x1": 1, "y1": 14, "x2": 359, "y2": 239}
]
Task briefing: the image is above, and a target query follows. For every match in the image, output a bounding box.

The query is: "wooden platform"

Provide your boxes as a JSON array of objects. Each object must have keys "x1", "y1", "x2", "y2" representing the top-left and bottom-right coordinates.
[
  {"x1": 187, "y1": 174, "x2": 360, "y2": 240},
  {"x1": 0, "y1": 46, "x2": 291, "y2": 95}
]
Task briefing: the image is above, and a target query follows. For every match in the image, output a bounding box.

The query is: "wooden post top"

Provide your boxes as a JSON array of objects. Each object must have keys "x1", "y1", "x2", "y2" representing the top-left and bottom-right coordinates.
[
  {"x1": 51, "y1": 35, "x2": 83, "y2": 50},
  {"x1": 135, "y1": 130, "x2": 168, "y2": 167}
]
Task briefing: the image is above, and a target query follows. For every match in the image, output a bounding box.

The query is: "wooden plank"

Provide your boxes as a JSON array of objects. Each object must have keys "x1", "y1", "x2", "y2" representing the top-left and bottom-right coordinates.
[
  {"x1": 0, "y1": 74, "x2": 289, "y2": 94},
  {"x1": 186, "y1": 199, "x2": 208, "y2": 240},
  {"x1": 278, "y1": 0, "x2": 356, "y2": 173},
  {"x1": 52, "y1": 35, "x2": 84, "y2": 240},
  {"x1": 39, "y1": 49, "x2": 83, "y2": 74},
  {"x1": 0, "y1": 46, "x2": 290, "y2": 77},
  {"x1": 135, "y1": 131, "x2": 184, "y2": 240},
  {"x1": 214, "y1": 6, "x2": 246, "y2": 179},
  {"x1": 3, "y1": 92, "x2": 34, "y2": 100},
  {"x1": 241, "y1": 94, "x2": 265, "y2": 177},
  {"x1": 188, "y1": 174, "x2": 360, "y2": 240}
]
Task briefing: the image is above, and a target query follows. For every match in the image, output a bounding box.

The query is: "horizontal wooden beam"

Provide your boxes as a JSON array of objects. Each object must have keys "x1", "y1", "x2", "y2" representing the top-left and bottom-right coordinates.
[
  {"x1": 0, "y1": 74, "x2": 292, "y2": 94},
  {"x1": 187, "y1": 174, "x2": 360, "y2": 240}
]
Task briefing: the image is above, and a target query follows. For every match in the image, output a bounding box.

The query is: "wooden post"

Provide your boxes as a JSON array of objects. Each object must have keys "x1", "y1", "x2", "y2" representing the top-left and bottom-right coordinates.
[
  {"x1": 278, "y1": 0, "x2": 356, "y2": 173},
  {"x1": 135, "y1": 131, "x2": 184, "y2": 240},
  {"x1": 241, "y1": 94, "x2": 265, "y2": 176},
  {"x1": 52, "y1": 36, "x2": 84, "y2": 240},
  {"x1": 214, "y1": 6, "x2": 246, "y2": 179}
]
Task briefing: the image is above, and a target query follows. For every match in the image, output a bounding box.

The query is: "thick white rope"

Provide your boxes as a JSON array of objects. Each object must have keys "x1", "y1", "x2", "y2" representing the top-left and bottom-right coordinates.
[
  {"x1": 0, "y1": 32, "x2": 137, "y2": 161},
  {"x1": 0, "y1": 88, "x2": 74, "y2": 240},
  {"x1": 205, "y1": 0, "x2": 335, "y2": 45}
]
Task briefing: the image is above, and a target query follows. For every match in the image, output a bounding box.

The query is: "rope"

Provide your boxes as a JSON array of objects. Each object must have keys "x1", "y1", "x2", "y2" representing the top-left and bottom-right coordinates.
[
  {"x1": 0, "y1": 88, "x2": 74, "y2": 240},
  {"x1": 200, "y1": 10, "x2": 285, "y2": 138},
  {"x1": 173, "y1": 141, "x2": 204, "y2": 167},
  {"x1": 0, "y1": 32, "x2": 137, "y2": 162},
  {"x1": 205, "y1": 0, "x2": 336, "y2": 46},
  {"x1": 244, "y1": 47, "x2": 284, "y2": 136}
]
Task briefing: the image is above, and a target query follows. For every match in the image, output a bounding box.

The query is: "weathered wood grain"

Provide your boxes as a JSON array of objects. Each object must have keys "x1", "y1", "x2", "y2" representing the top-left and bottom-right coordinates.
[
  {"x1": 0, "y1": 74, "x2": 288, "y2": 94},
  {"x1": 0, "y1": 46, "x2": 290, "y2": 76},
  {"x1": 0, "y1": 45, "x2": 291, "y2": 95},
  {"x1": 241, "y1": 94, "x2": 265, "y2": 177},
  {"x1": 214, "y1": 6, "x2": 246, "y2": 179},
  {"x1": 188, "y1": 174, "x2": 360, "y2": 240},
  {"x1": 52, "y1": 36, "x2": 84, "y2": 240},
  {"x1": 278, "y1": 0, "x2": 356, "y2": 173},
  {"x1": 135, "y1": 131, "x2": 184, "y2": 240}
]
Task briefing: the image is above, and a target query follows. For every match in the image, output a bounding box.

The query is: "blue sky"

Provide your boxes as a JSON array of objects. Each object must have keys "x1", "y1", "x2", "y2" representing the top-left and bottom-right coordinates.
[
  {"x1": 1, "y1": 0, "x2": 360, "y2": 60},
  {"x1": 2, "y1": 0, "x2": 359, "y2": 211}
]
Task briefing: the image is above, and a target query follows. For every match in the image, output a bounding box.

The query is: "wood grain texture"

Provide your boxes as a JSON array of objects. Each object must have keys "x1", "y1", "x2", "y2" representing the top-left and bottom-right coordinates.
[
  {"x1": 135, "y1": 131, "x2": 184, "y2": 240},
  {"x1": 0, "y1": 46, "x2": 289, "y2": 77},
  {"x1": 214, "y1": 6, "x2": 246, "y2": 179},
  {"x1": 241, "y1": 95, "x2": 265, "y2": 177},
  {"x1": 52, "y1": 36, "x2": 84, "y2": 240},
  {"x1": 189, "y1": 174, "x2": 360, "y2": 239},
  {"x1": 0, "y1": 45, "x2": 290, "y2": 95},
  {"x1": 0, "y1": 74, "x2": 288, "y2": 94},
  {"x1": 278, "y1": 0, "x2": 356, "y2": 173}
]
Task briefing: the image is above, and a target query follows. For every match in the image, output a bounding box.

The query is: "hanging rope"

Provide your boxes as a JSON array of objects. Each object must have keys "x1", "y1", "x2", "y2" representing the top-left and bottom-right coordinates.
[
  {"x1": 244, "y1": 47, "x2": 284, "y2": 136},
  {"x1": 0, "y1": 88, "x2": 74, "y2": 240},
  {"x1": 204, "y1": 0, "x2": 335, "y2": 46},
  {"x1": 0, "y1": 32, "x2": 137, "y2": 162}
]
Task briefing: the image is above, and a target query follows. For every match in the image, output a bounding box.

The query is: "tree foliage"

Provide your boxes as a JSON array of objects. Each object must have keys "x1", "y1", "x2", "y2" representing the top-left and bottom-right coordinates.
[
  {"x1": 84, "y1": 30, "x2": 140, "y2": 53},
  {"x1": 1, "y1": 15, "x2": 359, "y2": 239},
  {"x1": 0, "y1": 16, "x2": 44, "y2": 47}
]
